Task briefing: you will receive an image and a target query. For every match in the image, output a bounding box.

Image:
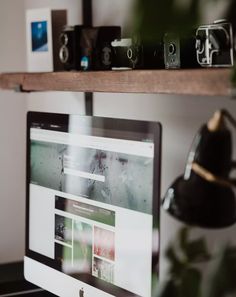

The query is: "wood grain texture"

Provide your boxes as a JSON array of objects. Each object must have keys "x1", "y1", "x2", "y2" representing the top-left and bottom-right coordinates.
[{"x1": 0, "y1": 69, "x2": 233, "y2": 96}]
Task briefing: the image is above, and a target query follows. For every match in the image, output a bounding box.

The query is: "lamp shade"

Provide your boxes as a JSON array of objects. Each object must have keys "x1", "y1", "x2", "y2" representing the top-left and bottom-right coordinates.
[
  {"x1": 163, "y1": 173, "x2": 236, "y2": 228},
  {"x1": 162, "y1": 112, "x2": 236, "y2": 228}
]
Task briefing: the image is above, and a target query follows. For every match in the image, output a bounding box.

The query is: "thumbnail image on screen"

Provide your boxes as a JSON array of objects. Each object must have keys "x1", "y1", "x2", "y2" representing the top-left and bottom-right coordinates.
[
  {"x1": 55, "y1": 214, "x2": 72, "y2": 245},
  {"x1": 31, "y1": 21, "x2": 48, "y2": 52},
  {"x1": 30, "y1": 140, "x2": 153, "y2": 214},
  {"x1": 54, "y1": 195, "x2": 116, "y2": 284}
]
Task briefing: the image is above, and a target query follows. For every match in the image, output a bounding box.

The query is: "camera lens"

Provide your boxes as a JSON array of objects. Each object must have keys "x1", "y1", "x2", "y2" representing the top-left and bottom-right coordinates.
[
  {"x1": 60, "y1": 33, "x2": 68, "y2": 45},
  {"x1": 168, "y1": 43, "x2": 176, "y2": 55},
  {"x1": 127, "y1": 47, "x2": 139, "y2": 60},
  {"x1": 196, "y1": 35, "x2": 205, "y2": 53},
  {"x1": 59, "y1": 45, "x2": 69, "y2": 63},
  {"x1": 127, "y1": 48, "x2": 134, "y2": 60},
  {"x1": 127, "y1": 46, "x2": 139, "y2": 68}
]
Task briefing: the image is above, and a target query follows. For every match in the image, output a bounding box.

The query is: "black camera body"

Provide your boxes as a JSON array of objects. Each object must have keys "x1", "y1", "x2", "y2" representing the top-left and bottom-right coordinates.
[
  {"x1": 196, "y1": 20, "x2": 234, "y2": 67},
  {"x1": 59, "y1": 26, "x2": 121, "y2": 71},
  {"x1": 80, "y1": 26, "x2": 121, "y2": 71},
  {"x1": 142, "y1": 42, "x2": 165, "y2": 69},
  {"x1": 80, "y1": 26, "x2": 121, "y2": 70},
  {"x1": 59, "y1": 25, "x2": 84, "y2": 70},
  {"x1": 111, "y1": 38, "x2": 164, "y2": 70},
  {"x1": 80, "y1": 27, "x2": 98, "y2": 71},
  {"x1": 111, "y1": 39, "x2": 140, "y2": 69},
  {"x1": 164, "y1": 32, "x2": 199, "y2": 69},
  {"x1": 93, "y1": 26, "x2": 121, "y2": 70}
]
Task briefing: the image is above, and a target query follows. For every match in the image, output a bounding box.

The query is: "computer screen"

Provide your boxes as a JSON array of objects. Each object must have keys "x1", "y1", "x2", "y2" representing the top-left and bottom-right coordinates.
[{"x1": 25, "y1": 112, "x2": 162, "y2": 297}]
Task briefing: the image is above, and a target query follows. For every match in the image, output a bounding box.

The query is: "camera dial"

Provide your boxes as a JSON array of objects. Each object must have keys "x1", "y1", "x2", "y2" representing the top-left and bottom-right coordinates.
[{"x1": 102, "y1": 46, "x2": 112, "y2": 66}]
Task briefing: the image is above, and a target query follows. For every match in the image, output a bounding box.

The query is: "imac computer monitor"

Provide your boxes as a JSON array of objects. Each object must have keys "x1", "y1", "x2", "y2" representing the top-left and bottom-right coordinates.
[{"x1": 25, "y1": 112, "x2": 162, "y2": 297}]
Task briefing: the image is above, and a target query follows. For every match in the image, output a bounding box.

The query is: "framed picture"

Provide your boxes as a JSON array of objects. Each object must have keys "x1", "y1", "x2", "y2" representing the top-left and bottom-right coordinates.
[
  {"x1": 31, "y1": 21, "x2": 49, "y2": 52},
  {"x1": 26, "y1": 8, "x2": 67, "y2": 72}
]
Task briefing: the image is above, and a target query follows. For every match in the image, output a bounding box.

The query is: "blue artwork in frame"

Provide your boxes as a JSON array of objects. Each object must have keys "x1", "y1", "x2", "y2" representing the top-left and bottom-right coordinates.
[{"x1": 31, "y1": 21, "x2": 48, "y2": 52}]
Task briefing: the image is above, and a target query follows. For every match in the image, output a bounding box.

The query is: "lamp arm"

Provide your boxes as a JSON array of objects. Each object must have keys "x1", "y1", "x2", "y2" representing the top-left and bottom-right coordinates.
[
  {"x1": 192, "y1": 162, "x2": 236, "y2": 188},
  {"x1": 222, "y1": 110, "x2": 236, "y2": 177},
  {"x1": 222, "y1": 109, "x2": 236, "y2": 129},
  {"x1": 231, "y1": 162, "x2": 236, "y2": 186}
]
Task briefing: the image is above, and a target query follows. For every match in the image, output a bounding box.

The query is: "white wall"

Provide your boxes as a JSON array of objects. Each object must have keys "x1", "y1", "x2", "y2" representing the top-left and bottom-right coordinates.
[
  {"x1": 0, "y1": 0, "x2": 27, "y2": 264},
  {"x1": 25, "y1": 0, "x2": 85, "y2": 114},
  {"x1": 0, "y1": 0, "x2": 236, "y2": 285}
]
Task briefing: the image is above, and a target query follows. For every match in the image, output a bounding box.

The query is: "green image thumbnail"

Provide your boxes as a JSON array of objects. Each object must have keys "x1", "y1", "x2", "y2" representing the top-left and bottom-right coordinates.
[{"x1": 73, "y1": 221, "x2": 93, "y2": 273}]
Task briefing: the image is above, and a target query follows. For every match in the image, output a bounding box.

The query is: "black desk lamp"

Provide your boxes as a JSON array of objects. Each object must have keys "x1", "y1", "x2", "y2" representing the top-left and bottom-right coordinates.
[{"x1": 162, "y1": 110, "x2": 236, "y2": 228}]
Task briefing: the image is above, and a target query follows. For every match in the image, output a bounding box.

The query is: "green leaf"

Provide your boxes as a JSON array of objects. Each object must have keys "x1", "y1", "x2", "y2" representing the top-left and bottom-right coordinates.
[
  {"x1": 165, "y1": 245, "x2": 185, "y2": 277},
  {"x1": 205, "y1": 246, "x2": 236, "y2": 297},
  {"x1": 156, "y1": 280, "x2": 179, "y2": 297},
  {"x1": 132, "y1": 0, "x2": 202, "y2": 42},
  {"x1": 179, "y1": 227, "x2": 189, "y2": 252},
  {"x1": 179, "y1": 268, "x2": 202, "y2": 297},
  {"x1": 184, "y1": 238, "x2": 211, "y2": 263}
]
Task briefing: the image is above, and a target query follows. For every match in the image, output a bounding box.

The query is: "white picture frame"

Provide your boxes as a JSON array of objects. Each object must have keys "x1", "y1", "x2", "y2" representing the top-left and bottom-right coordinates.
[{"x1": 26, "y1": 8, "x2": 67, "y2": 72}]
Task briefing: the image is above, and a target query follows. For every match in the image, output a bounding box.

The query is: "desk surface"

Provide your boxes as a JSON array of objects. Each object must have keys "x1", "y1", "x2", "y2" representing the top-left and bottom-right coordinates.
[{"x1": 0, "y1": 261, "x2": 55, "y2": 296}]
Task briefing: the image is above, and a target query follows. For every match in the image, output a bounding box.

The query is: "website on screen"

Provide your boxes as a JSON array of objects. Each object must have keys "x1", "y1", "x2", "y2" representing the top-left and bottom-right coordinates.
[{"x1": 29, "y1": 128, "x2": 154, "y2": 297}]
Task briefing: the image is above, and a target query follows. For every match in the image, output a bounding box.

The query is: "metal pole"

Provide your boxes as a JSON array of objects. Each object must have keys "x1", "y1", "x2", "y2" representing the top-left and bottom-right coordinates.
[
  {"x1": 82, "y1": 0, "x2": 93, "y2": 116},
  {"x1": 82, "y1": 0, "x2": 92, "y2": 27}
]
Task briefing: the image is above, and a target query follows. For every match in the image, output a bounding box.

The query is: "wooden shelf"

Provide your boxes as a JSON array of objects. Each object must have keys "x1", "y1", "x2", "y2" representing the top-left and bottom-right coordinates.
[{"x1": 0, "y1": 69, "x2": 234, "y2": 96}]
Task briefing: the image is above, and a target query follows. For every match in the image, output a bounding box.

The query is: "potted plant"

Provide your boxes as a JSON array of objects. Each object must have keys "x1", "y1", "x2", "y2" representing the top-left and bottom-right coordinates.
[{"x1": 157, "y1": 227, "x2": 236, "y2": 297}]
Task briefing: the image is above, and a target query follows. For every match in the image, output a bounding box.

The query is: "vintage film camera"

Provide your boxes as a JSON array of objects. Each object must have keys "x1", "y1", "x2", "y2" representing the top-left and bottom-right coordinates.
[
  {"x1": 111, "y1": 38, "x2": 140, "y2": 69},
  {"x1": 80, "y1": 26, "x2": 121, "y2": 70},
  {"x1": 164, "y1": 32, "x2": 199, "y2": 69},
  {"x1": 59, "y1": 25, "x2": 121, "y2": 71},
  {"x1": 80, "y1": 26, "x2": 121, "y2": 71},
  {"x1": 59, "y1": 25, "x2": 84, "y2": 70},
  {"x1": 80, "y1": 27, "x2": 98, "y2": 71},
  {"x1": 94, "y1": 26, "x2": 121, "y2": 70},
  {"x1": 196, "y1": 20, "x2": 234, "y2": 67},
  {"x1": 111, "y1": 38, "x2": 164, "y2": 70}
]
